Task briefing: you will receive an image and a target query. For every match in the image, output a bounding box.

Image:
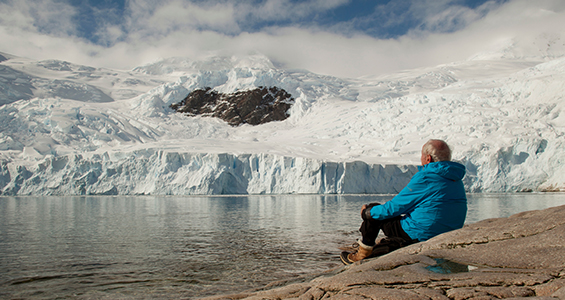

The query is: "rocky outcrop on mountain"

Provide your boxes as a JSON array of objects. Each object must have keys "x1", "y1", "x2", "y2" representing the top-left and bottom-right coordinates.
[
  {"x1": 204, "y1": 204, "x2": 565, "y2": 300},
  {"x1": 170, "y1": 86, "x2": 294, "y2": 126}
]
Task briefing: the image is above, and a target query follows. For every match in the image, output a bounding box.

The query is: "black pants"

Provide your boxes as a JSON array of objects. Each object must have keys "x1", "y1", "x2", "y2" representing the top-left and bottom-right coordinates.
[{"x1": 360, "y1": 203, "x2": 415, "y2": 247}]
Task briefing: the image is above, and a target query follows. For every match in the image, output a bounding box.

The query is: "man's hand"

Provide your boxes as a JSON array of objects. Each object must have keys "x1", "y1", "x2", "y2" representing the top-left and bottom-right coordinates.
[
  {"x1": 361, "y1": 204, "x2": 372, "y2": 220},
  {"x1": 361, "y1": 203, "x2": 381, "y2": 220}
]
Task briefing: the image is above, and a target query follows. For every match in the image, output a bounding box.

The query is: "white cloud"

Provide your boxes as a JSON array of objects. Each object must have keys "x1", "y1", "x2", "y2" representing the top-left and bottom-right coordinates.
[
  {"x1": 126, "y1": 0, "x2": 239, "y2": 37},
  {"x1": 413, "y1": 0, "x2": 499, "y2": 33},
  {"x1": 0, "y1": 0, "x2": 564, "y2": 78},
  {"x1": 0, "y1": 0, "x2": 77, "y2": 36}
]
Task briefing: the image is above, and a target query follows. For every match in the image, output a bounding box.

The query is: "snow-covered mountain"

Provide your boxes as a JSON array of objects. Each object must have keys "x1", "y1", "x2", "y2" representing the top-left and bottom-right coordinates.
[{"x1": 1, "y1": 36, "x2": 564, "y2": 195}]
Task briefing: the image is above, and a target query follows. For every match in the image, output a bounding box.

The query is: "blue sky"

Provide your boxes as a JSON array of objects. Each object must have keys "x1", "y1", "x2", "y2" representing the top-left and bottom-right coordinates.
[
  {"x1": 64, "y1": 0, "x2": 495, "y2": 43},
  {"x1": 0, "y1": 0, "x2": 564, "y2": 77}
]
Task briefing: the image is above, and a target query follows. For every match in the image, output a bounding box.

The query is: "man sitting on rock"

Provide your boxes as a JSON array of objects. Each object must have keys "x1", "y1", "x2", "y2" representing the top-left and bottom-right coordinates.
[{"x1": 341, "y1": 139, "x2": 468, "y2": 265}]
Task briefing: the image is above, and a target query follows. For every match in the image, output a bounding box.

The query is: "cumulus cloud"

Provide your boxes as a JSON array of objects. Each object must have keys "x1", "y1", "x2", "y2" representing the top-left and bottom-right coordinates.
[
  {"x1": 126, "y1": 0, "x2": 239, "y2": 37},
  {"x1": 0, "y1": 0, "x2": 77, "y2": 36},
  {"x1": 411, "y1": 0, "x2": 499, "y2": 34},
  {"x1": 0, "y1": 0, "x2": 564, "y2": 78}
]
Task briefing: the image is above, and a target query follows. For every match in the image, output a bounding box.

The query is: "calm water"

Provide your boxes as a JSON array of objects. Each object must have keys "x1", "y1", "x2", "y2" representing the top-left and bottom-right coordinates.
[{"x1": 1, "y1": 193, "x2": 565, "y2": 299}]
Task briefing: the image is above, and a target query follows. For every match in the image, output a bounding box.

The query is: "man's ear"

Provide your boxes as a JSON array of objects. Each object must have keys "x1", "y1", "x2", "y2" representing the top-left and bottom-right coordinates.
[{"x1": 424, "y1": 154, "x2": 433, "y2": 164}]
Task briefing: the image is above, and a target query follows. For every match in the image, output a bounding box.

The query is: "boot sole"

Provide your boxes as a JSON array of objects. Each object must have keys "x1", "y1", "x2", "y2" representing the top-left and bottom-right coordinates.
[{"x1": 340, "y1": 251, "x2": 354, "y2": 265}]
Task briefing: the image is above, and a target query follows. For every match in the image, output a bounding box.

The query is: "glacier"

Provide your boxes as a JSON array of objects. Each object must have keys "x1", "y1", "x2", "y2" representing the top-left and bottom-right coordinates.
[{"x1": 0, "y1": 40, "x2": 564, "y2": 195}]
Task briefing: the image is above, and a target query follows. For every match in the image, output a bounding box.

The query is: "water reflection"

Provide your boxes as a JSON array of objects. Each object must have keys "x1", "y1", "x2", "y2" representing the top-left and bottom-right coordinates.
[
  {"x1": 425, "y1": 258, "x2": 470, "y2": 274},
  {"x1": 465, "y1": 193, "x2": 565, "y2": 223},
  {"x1": 0, "y1": 193, "x2": 564, "y2": 299}
]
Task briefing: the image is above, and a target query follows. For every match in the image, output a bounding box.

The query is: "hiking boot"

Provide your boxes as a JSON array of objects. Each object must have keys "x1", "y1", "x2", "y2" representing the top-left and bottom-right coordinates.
[{"x1": 340, "y1": 240, "x2": 374, "y2": 265}]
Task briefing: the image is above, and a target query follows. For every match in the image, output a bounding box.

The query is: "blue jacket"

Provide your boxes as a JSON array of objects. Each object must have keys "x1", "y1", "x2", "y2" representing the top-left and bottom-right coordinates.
[{"x1": 370, "y1": 161, "x2": 467, "y2": 241}]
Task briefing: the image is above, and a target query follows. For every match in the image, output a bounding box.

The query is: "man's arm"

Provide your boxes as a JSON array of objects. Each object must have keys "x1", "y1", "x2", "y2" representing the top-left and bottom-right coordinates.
[{"x1": 369, "y1": 172, "x2": 428, "y2": 220}]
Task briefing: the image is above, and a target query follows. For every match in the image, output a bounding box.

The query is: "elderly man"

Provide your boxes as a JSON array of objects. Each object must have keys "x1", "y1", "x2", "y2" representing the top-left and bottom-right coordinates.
[{"x1": 340, "y1": 139, "x2": 467, "y2": 265}]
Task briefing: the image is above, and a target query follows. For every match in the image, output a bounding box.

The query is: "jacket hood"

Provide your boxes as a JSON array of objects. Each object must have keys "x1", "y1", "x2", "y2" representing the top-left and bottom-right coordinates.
[{"x1": 418, "y1": 161, "x2": 466, "y2": 181}]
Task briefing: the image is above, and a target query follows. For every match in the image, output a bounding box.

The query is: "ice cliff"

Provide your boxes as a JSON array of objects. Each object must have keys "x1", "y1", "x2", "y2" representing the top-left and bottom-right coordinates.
[
  {"x1": 0, "y1": 151, "x2": 416, "y2": 195},
  {"x1": 0, "y1": 42, "x2": 564, "y2": 195}
]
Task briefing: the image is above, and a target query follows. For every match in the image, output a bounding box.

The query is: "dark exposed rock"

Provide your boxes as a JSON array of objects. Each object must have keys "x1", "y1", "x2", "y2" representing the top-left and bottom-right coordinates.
[{"x1": 170, "y1": 86, "x2": 294, "y2": 126}]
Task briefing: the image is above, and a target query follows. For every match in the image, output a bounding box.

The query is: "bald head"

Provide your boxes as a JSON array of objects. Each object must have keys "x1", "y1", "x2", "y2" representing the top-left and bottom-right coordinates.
[{"x1": 421, "y1": 139, "x2": 451, "y2": 165}]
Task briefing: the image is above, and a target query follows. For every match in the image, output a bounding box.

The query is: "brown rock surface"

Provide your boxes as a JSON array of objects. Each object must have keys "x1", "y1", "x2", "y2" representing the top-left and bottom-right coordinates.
[
  {"x1": 203, "y1": 205, "x2": 565, "y2": 300},
  {"x1": 170, "y1": 86, "x2": 294, "y2": 126}
]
